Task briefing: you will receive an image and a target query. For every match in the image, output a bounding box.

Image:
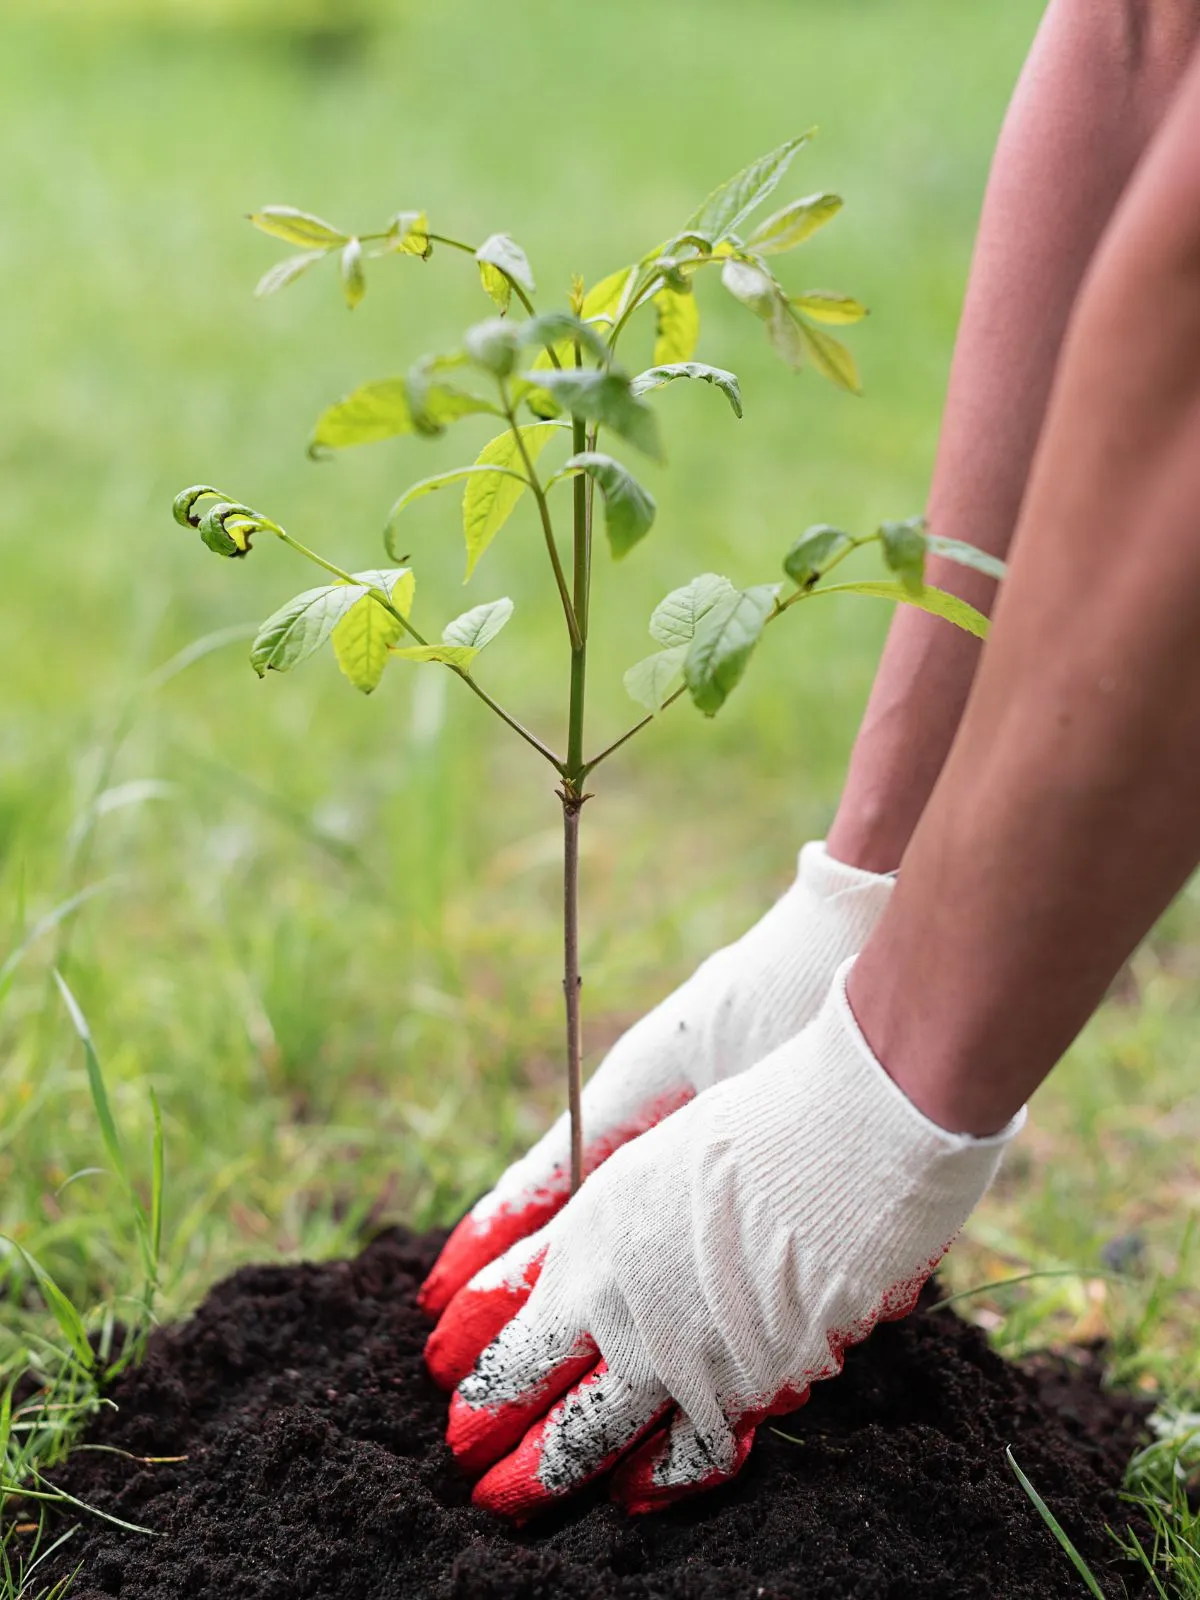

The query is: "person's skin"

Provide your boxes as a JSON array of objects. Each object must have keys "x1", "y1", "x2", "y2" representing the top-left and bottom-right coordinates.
[
  {"x1": 849, "y1": 33, "x2": 1200, "y2": 1137},
  {"x1": 827, "y1": 0, "x2": 1200, "y2": 874}
]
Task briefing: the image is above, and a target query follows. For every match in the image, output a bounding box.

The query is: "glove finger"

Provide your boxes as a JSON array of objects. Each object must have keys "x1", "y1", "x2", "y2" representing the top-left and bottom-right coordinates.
[
  {"x1": 612, "y1": 1383, "x2": 812, "y2": 1514},
  {"x1": 425, "y1": 1229, "x2": 548, "y2": 1392},
  {"x1": 447, "y1": 1306, "x2": 598, "y2": 1477},
  {"x1": 417, "y1": 1086, "x2": 695, "y2": 1317},
  {"x1": 473, "y1": 1359, "x2": 670, "y2": 1522},
  {"x1": 418, "y1": 1187, "x2": 565, "y2": 1320}
]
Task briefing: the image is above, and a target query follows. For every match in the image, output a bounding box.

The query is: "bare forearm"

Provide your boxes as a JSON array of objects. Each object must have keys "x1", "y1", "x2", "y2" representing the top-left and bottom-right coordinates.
[
  {"x1": 829, "y1": 0, "x2": 1200, "y2": 871},
  {"x1": 850, "y1": 42, "x2": 1200, "y2": 1133}
]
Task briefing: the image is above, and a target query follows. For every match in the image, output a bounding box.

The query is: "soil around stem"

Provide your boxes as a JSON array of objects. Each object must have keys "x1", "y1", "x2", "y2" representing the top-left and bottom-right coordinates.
[{"x1": 33, "y1": 1227, "x2": 1151, "y2": 1599}]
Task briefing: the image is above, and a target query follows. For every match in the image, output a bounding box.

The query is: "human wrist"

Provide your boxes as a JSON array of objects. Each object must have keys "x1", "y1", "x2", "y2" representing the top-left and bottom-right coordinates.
[{"x1": 844, "y1": 944, "x2": 1028, "y2": 1139}]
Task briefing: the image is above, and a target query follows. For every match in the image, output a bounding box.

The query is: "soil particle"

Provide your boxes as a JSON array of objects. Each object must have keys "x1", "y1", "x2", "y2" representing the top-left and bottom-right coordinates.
[{"x1": 36, "y1": 1228, "x2": 1150, "y2": 1599}]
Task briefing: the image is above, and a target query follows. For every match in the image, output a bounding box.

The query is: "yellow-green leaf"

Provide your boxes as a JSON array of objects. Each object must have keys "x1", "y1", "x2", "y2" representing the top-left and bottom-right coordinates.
[
  {"x1": 582, "y1": 266, "x2": 634, "y2": 326},
  {"x1": 340, "y1": 238, "x2": 366, "y2": 309},
  {"x1": 391, "y1": 643, "x2": 479, "y2": 668},
  {"x1": 747, "y1": 193, "x2": 842, "y2": 255},
  {"x1": 463, "y1": 423, "x2": 560, "y2": 579},
  {"x1": 652, "y1": 284, "x2": 700, "y2": 365},
  {"x1": 249, "y1": 206, "x2": 347, "y2": 248},
  {"x1": 792, "y1": 290, "x2": 868, "y2": 325},
  {"x1": 332, "y1": 568, "x2": 415, "y2": 694},
  {"x1": 795, "y1": 318, "x2": 861, "y2": 394},
  {"x1": 810, "y1": 580, "x2": 989, "y2": 639}
]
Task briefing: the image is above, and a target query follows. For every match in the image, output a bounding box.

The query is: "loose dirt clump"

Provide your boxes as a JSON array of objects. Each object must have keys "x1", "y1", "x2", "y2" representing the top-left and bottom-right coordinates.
[{"x1": 37, "y1": 1228, "x2": 1149, "y2": 1599}]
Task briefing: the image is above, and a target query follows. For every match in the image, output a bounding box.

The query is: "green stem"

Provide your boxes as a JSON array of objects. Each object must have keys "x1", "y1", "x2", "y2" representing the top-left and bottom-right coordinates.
[
  {"x1": 500, "y1": 395, "x2": 583, "y2": 652},
  {"x1": 421, "y1": 231, "x2": 560, "y2": 363},
  {"x1": 560, "y1": 342, "x2": 593, "y2": 1195},
  {"x1": 271, "y1": 526, "x2": 564, "y2": 771}
]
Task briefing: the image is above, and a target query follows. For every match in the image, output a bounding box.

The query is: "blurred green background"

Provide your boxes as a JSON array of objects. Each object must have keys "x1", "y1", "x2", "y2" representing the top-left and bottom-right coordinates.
[{"x1": 1, "y1": 0, "x2": 1196, "y2": 1379}]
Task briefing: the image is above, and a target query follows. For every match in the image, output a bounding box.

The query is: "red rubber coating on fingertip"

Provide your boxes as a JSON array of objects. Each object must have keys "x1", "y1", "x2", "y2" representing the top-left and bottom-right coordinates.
[
  {"x1": 425, "y1": 1254, "x2": 544, "y2": 1391},
  {"x1": 446, "y1": 1344, "x2": 597, "y2": 1477}
]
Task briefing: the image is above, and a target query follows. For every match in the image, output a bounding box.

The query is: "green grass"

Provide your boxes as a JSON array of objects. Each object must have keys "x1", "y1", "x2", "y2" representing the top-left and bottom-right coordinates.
[{"x1": 1, "y1": 0, "x2": 1199, "y2": 1590}]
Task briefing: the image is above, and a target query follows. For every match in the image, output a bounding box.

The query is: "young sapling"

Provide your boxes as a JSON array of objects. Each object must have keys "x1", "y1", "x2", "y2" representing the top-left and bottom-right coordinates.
[{"x1": 173, "y1": 134, "x2": 1002, "y2": 1197}]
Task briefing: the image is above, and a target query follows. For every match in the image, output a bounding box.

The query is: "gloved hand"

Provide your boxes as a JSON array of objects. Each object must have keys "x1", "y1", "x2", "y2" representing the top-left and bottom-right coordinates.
[
  {"x1": 419, "y1": 842, "x2": 893, "y2": 1341},
  {"x1": 429, "y1": 962, "x2": 1024, "y2": 1520}
]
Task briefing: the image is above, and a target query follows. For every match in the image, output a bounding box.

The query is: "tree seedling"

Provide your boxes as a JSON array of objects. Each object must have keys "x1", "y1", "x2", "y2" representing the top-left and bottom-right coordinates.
[{"x1": 173, "y1": 134, "x2": 1002, "y2": 1194}]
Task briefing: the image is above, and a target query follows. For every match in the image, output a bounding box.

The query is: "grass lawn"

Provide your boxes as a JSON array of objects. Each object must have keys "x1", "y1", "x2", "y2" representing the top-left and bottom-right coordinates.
[{"x1": 2, "y1": 0, "x2": 1198, "y2": 1588}]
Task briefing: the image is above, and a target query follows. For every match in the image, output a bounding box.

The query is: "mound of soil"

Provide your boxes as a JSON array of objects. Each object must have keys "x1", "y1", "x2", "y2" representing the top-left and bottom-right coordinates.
[{"x1": 38, "y1": 1228, "x2": 1149, "y2": 1599}]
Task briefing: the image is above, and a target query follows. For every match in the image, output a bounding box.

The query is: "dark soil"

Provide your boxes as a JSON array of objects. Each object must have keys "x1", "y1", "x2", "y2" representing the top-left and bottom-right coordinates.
[{"x1": 37, "y1": 1227, "x2": 1151, "y2": 1600}]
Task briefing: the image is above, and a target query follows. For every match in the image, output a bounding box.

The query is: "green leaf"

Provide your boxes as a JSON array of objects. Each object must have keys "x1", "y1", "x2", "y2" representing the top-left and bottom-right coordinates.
[
  {"x1": 442, "y1": 597, "x2": 514, "y2": 651},
  {"x1": 528, "y1": 369, "x2": 663, "y2": 461},
  {"x1": 562, "y1": 452, "x2": 656, "y2": 559},
  {"x1": 386, "y1": 464, "x2": 529, "y2": 556},
  {"x1": 582, "y1": 266, "x2": 634, "y2": 326},
  {"x1": 721, "y1": 257, "x2": 777, "y2": 319},
  {"x1": 249, "y1": 206, "x2": 347, "y2": 247},
  {"x1": 792, "y1": 290, "x2": 867, "y2": 325},
  {"x1": 783, "y1": 524, "x2": 853, "y2": 586},
  {"x1": 748, "y1": 193, "x2": 843, "y2": 255},
  {"x1": 926, "y1": 534, "x2": 1007, "y2": 583},
  {"x1": 310, "y1": 380, "x2": 413, "y2": 449},
  {"x1": 479, "y1": 261, "x2": 511, "y2": 313},
  {"x1": 649, "y1": 572, "x2": 737, "y2": 647},
  {"x1": 624, "y1": 643, "x2": 688, "y2": 711},
  {"x1": 340, "y1": 238, "x2": 366, "y2": 309},
  {"x1": 392, "y1": 643, "x2": 479, "y2": 668},
  {"x1": 879, "y1": 517, "x2": 928, "y2": 593},
  {"x1": 652, "y1": 284, "x2": 700, "y2": 365},
  {"x1": 686, "y1": 132, "x2": 814, "y2": 242},
  {"x1": 631, "y1": 362, "x2": 743, "y2": 418},
  {"x1": 684, "y1": 584, "x2": 777, "y2": 716},
  {"x1": 476, "y1": 233, "x2": 536, "y2": 298},
  {"x1": 794, "y1": 318, "x2": 861, "y2": 394},
  {"x1": 524, "y1": 311, "x2": 608, "y2": 363},
  {"x1": 464, "y1": 422, "x2": 560, "y2": 578},
  {"x1": 255, "y1": 249, "x2": 330, "y2": 299},
  {"x1": 251, "y1": 585, "x2": 366, "y2": 676},
  {"x1": 332, "y1": 568, "x2": 415, "y2": 694},
  {"x1": 810, "y1": 580, "x2": 990, "y2": 639},
  {"x1": 310, "y1": 378, "x2": 496, "y2": 453},
  {"x1": 379, "y1": 210, "x2": 431, "y2": 257},
  {"x1": 465, "y1": 317, "x2": 524, "y2": 378}
]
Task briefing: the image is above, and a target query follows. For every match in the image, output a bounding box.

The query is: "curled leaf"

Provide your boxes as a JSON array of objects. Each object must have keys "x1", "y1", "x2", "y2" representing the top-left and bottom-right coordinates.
[
  {"x1": 476, "y1": 233, "x2": 536, "y2": 300},
  {"x1": 631, "y1": 362, "x2": 742, "y2": 418}
]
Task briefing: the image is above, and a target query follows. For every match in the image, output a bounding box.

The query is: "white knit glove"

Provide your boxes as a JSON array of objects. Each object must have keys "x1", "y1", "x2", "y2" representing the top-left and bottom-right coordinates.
[
  {"x1": 419, "y1": 842, "x2": 893, "y2": 1339},
  {"x1": 433, "y1": 962, "x2": 1025, "y2": 1520}
]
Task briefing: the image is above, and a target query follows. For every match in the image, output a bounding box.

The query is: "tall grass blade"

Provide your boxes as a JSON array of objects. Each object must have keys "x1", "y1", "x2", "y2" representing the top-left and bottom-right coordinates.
[{"x1": 1007, "y1": 1447, "x2": 1106, "y2": 1598}]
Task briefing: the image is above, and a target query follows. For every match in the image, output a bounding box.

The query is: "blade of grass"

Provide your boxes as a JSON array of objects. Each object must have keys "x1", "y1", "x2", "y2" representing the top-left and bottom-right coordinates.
[{"x1": 1007, "y1": 1446, "x2": 1106, "y2": 1599}]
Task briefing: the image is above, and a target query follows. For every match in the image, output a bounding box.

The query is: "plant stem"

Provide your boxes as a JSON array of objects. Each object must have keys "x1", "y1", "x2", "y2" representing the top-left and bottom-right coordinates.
[
  {"x1": 501, "y1": 396, "x2": 583, "y2": 652},
  {"x1": 560, "y1": 787, "x2": 585, "y2": 1195},
  {"x1": 559, "y1": 341, "x2": 593, "y2": 1196}
]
